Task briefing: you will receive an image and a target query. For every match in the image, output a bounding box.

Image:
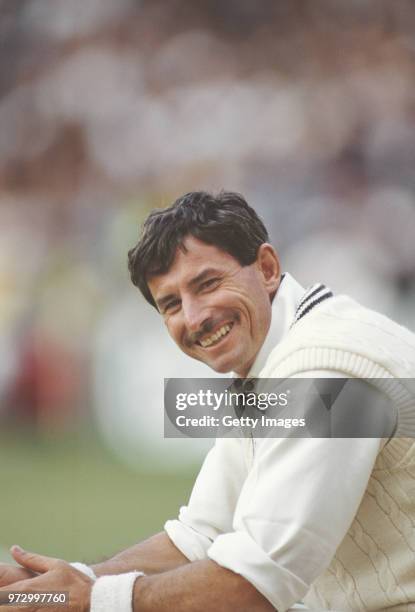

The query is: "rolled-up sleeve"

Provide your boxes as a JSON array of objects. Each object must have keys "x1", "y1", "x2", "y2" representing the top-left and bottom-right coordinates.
[
  {"x1": 207, "y1": 436, "x2": 382, "y2": 611},
  {"x1": 165, "y1": 437, "x2": 248, "y2": 561}
]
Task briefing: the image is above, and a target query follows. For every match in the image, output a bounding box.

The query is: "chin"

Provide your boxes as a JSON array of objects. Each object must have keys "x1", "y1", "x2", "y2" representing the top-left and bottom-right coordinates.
[
  {"x1": 209, "y1": 361, "x2": 234, "y2": 374},
  {"x1": 207, "y1": 353, "x2": 243, "y2": 374},
  {"x1": 190, "y1": 346, "x2": 245, "y2": 375}
]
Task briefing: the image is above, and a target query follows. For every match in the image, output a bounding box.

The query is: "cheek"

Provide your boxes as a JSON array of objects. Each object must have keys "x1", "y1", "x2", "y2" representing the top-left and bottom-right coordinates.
[
  {"x1": 166, "y1": 318, "x2": 193, "y2": 351},
  {"x1": 244, "y1": 293, "x2": 271, "y2": 334},
  {"x1": 165, "y1": 318, "x2": 180, "y2": 342}
]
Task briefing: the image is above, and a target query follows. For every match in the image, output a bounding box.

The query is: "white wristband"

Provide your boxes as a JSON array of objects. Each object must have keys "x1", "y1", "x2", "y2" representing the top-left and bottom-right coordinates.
[
  {"x1": 70, "y1": 562, "x2": 97, "y2": 581},
  {"x1": 90, "y1": 571, "x2": 144, "y2": 612}
]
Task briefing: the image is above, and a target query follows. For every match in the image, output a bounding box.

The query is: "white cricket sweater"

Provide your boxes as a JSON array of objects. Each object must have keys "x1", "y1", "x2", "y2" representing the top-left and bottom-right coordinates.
[{"x1": 259, "y1": 294, "x2": 415, "y2": 611}]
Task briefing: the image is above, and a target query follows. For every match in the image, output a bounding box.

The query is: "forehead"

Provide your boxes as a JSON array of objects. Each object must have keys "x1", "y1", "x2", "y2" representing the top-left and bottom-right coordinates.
[{"x1": 148, "y1": 236, "x2": 239, "y2": 296}]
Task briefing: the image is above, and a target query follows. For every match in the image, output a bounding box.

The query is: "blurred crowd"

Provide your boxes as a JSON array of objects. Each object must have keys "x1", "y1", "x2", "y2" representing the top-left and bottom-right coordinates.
[{"x1": 0, "y1": 0, "x2": 414, "y2": 468}]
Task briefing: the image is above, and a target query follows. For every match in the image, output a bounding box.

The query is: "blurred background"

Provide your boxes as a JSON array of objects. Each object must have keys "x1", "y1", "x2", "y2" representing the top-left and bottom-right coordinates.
[{"x1": 1, "y1": 0, "x2": 415, "y2": 563}]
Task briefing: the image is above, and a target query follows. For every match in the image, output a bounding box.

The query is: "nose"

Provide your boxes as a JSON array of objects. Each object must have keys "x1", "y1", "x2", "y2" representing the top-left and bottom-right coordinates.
[{"x1": 181, "y1": 295, "x2": 208, "y2": 335}]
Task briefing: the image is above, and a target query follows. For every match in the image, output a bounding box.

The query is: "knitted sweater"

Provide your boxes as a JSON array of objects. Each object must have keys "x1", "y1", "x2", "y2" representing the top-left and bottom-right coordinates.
[{"x1": 260, "y1": 294, "x2": 415, "y2": 611}]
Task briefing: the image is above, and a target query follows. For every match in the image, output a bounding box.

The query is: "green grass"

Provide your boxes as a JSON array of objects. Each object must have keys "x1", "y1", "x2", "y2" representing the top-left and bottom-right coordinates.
[{"x1": 0, "y1": 428, "x2": 199, "y2": 563}]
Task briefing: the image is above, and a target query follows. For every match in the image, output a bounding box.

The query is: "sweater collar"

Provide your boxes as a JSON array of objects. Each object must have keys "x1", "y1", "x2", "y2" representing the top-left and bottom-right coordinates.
[{"x1": 245, "y1": 272, "x2": 305, "y2": 378}]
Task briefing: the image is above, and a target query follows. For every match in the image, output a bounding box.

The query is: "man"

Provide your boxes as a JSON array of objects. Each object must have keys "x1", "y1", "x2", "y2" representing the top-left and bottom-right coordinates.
[{"x1": 1, "y1": 191, "x2": 414, "y2": 611}]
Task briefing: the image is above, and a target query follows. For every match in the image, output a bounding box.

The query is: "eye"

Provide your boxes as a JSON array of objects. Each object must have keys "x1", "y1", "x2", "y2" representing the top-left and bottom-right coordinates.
[
  {"x1": 163, "y1": 299, "x2": 181, "y2": 314},
  {"x1": 200, "y1": 277, "x2": 220, "y2": 291}
]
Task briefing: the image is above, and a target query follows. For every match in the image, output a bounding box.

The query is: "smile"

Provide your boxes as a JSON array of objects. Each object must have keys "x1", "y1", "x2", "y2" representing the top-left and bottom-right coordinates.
[{"x1": 198, "y1": 323, "x2": 233, "y2": 348}]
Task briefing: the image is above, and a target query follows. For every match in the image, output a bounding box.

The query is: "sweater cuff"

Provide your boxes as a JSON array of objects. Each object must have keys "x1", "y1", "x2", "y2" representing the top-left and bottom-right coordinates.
[
  {"x1": 70, "y1": 562, "x2": 97, "y2": 581},
  {"x1": 90, "y1": 571, "x2": 144, "y2": 612}
]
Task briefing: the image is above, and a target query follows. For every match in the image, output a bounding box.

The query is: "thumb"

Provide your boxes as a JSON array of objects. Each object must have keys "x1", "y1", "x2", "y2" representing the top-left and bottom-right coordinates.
[{"x1": 10, "y1": 546, "x2": 59, "y2": 574}]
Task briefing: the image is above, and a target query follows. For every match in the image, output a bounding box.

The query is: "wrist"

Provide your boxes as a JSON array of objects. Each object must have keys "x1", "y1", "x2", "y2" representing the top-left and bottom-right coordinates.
[
  {"x1": 90, "y1": 571, "x2": 145, "y2": 612},
  {"x1": 70, "y1": 562, "x2": 97, "y2": 581}
]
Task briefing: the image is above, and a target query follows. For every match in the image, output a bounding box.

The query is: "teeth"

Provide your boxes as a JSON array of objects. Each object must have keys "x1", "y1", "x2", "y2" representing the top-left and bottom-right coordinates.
[{"x1": 200, "y1": 324, "x2": 232, "y2": 348}]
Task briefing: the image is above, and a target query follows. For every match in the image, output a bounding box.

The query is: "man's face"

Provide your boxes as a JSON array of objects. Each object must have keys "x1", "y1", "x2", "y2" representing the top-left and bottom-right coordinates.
[{"x1": 148, "y1": 236, "x2": 280, "y2": 376}]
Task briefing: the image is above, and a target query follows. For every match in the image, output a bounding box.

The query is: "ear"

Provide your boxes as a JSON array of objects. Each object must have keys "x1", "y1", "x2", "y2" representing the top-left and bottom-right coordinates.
[{"x1": 256, "y1": 244, "x2": 281, "y2": 295}]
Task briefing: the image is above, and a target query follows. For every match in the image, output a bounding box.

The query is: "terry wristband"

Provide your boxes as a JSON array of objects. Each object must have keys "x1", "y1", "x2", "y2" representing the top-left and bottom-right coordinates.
[
  {"x1": 90, "y1": 571, "x2": 145, "y2": 612},
  {"x1": 70, "y1": 562, "x2": 97, "y2": 581}
]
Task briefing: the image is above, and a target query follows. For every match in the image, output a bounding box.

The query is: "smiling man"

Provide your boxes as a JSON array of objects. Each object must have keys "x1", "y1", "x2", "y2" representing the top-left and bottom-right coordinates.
[
  {"x1": 1, "y1": 191, "x2": 415, "y2": 612},
  {"x1": 147, "y1": 236, "x2": 279, "y2": 376},
  {"x1": 134, "y1": 191, "x2": 281, "y2": 378}
]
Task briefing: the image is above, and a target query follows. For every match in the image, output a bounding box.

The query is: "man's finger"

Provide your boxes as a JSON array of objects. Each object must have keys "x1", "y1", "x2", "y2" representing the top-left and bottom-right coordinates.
[
  {"x1": 0, "y1": 563, "x2": 35, "y2": 587},
  {"x1": 0, "y1": 577, "x2": 31, "y2": 592},
  {"x1": 9, "y1": 546, "x2": 59, "y2": 574}
]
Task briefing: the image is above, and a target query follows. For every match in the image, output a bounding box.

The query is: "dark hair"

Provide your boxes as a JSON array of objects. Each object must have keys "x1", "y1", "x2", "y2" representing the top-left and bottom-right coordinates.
[{"x1": 127, "y1": 191, "x2": 269, "y2": 308}]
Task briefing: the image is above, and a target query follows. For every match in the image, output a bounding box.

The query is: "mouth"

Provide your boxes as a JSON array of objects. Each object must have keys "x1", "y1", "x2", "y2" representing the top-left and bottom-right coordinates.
[{"x1": 196, "y1": 322, "x2": 234, "y2": 349}]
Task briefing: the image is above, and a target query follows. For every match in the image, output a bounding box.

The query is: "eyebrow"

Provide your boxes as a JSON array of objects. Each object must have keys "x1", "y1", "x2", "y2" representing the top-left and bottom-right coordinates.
[
  {"x1": 188, "y1": 268, "x2": 221, "y2": 289},
  {"x1": 156, "y1": 268, "x2": 221, "y2": 311}
]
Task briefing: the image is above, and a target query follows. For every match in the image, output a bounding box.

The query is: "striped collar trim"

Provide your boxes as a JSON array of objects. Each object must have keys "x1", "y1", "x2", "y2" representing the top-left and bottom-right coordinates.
[{"x1": 292, "y1": 283, "x2": 334, "y2": 326}]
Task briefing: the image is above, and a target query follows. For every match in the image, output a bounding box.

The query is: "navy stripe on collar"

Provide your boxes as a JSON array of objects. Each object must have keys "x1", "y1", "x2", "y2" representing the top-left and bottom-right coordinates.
[{"x1": 292, "y1": 283, "x2": 333, "y2": 326}]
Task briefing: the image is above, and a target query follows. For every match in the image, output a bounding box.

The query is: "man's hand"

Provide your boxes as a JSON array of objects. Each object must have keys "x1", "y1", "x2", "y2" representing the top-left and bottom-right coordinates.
[
  {"x1": 0, "y1": 546, "x2": 93, "y2": 612},
  {"x1": 0, "y1": 562, "x2": 35, "y2": 588}
]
